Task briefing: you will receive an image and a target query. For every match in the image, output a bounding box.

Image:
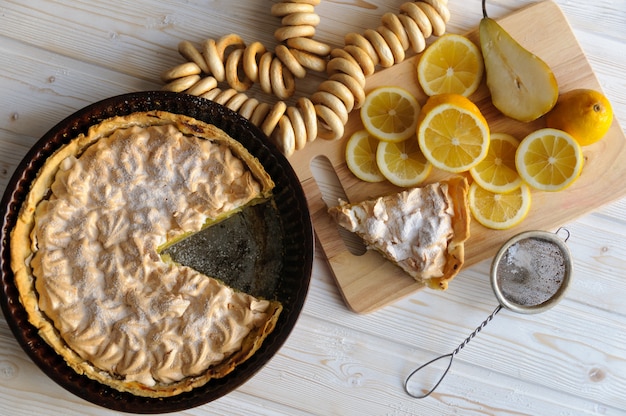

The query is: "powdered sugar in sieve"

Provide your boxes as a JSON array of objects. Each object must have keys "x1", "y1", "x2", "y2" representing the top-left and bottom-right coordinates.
[
  {"x1": 496, "y1": 237, "x2": 566, "y2": 307},
  {"x1": 491, "y1": 229, "x2": 572, "y2": 314},
  {"x1": 405, "y1": 229, "x2": 573, "y2": 399}
]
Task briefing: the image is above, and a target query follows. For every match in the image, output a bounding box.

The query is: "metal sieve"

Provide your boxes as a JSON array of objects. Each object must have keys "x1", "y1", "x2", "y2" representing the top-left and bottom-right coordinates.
[{"x1": 404, "y1": 228, "x2": 573, "y2": 399}]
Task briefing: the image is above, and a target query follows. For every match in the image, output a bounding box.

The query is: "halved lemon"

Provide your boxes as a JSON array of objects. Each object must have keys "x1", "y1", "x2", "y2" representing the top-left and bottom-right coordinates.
[
  {"x1": 417, "y1": 34, "x2": 484, "y2": 97},
  {"x1": 417, "y1": 93, "x2": 490, "y2": 173},
  {"x1": 469, "y1": 133, "x2": 522, "y2": 193},
  {"x1": 360, "y1": 86, "x2": 420, "y2": 142},
  {"x1": 469, "y1": 182, "x2": 532, "y2": 230},
  {"x1": 345, "y1": 129, "x2": 385, "y2": 182},
  {"x1": 376, "y1": 138, "x2": 432, "y2": 187},
  {"x1": 515, "y1": 128, "x2": 583, "y2": 192}
]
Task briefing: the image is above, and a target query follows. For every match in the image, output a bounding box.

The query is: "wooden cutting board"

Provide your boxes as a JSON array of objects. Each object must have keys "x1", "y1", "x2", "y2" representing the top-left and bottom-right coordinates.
[{"x1": 288, "y1": 0, "x2": 626, "y2": 313}]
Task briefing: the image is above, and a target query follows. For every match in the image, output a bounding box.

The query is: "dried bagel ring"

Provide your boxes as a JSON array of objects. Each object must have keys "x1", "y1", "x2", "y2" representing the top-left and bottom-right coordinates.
[
  {"x1": 401, "y1": 2, "x2": 432, "y2": 38},
  {"x1": 199, "y1": 87, "x2": 222, "y2": 101},
  {"x1": 344, "y1": 32, "x2": 380, "y2": 67},
  {"x1": 377, "y1": 25, "x2": 405, "y2": 64},
  {"x1": 398, "y1": 13, "x2": 426, "y2": 53},
  {"x1": 343, "y1": 45, "x2": 375, "y2": 76},
  {"x1": 381, "y1": 12, "x2": 409, "y2": 51},
  {"x1": 315, "y1": 104, "x2": 344, "y2": 141},
  {"x1": 296, "y1": 97, "x2": 317, "y2": 143},
  {"x1": 185, "y1": 76, "x2": 218, "y2": 96},
  {"x1": 203, "y1": 39, "x2": 225, "y2": 82},
  {"x1": 416, "y1": 2, "x2": 446, "y2": 36},
  {"x1": 243, "y1": 41, "x2": 266, "y2": 83},
  {"x1": 330, "y1": 48, "x2": 360, "y2": 67},
  {"x1": 286, "y1": 37, "x2": 331, "y2": 56},
  {"x1": 282, "y1": 12, "x2": 320, "y2": 27},
  {"x1": 215, "y1": 34, "x2": 246, "y2": 57},
  {"x1": 421, "y1": 0, "x2": 451, "y2": 23},
  {"x1": 212, "y1": 88, "x2": 239, "y2": 106},
  {"x1": 258, "y1": 51, "x2": 274, "y2": 94},
  {"x1": 311, "y1": 91, "x2": 349, "y2": 125},
  {"x1": 261, "y1": 101, "x2": 287, "y2": 137},
  {"x1": 271, "y1": 114, "x2": 296, "y2": 157},
  {"x1": 161, "y1": 62, "x2": 201, "y2": 82},
  {"x1": 209, "y1": 34, "x2": 246, "y2": 83},
  {"x1": 329, "y1": 72, "x2": 365, "y2": 109},
  {"x1": 163, "y1": 74, "x2": 201, "y2": 92},
  {"x1": 225, "y1": 91, "x2": 250, "y2": 112},
  {"x1": 363, "y1": 28, "x2": 394, "y2": 68},
  {"x1": 239, "y1": 97, "x2": 260, "y2": 120},
  {"x1": 177, "y1": 40, "x2": 210, "y2": 74},
  {"x1": 290, "y1": 49, "x2": 327, "y2": 72},
  {"x1": 326, "y1": 57, "x2": 365, "y2": 88},
  {"x1": 275, "y1": 44, "x2": 307, "y2": 79},
  {"x1": 225, "y1": 48, "x2": 253, "y2": 91},
  {"x1": 286, "y1": 106, "x2": 307, "y2": 150},
  {"x1": 318, "y1": 79, "x2": 355, "y2": 113},
  {"x1": 249, "y1": 102, "x2": 272, "y2": 127},
  {"x1": 270, "y1": 57, "x2": 296, "y2": 100},
  {"x1": 274, "y1": 25, "x2": 316, "y2": 42}
]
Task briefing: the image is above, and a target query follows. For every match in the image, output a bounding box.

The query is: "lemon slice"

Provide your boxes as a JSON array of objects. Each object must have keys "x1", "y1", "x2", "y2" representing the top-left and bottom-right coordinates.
[
  {"x1": 469, "y1": 182, "x2": 532, "y2": 230},
  {"x1": 345, "y1": 129, "x2": 385, "y2": 182},
  {"x1": 417, "y1": 93, "x2": 490, "y2": 173},
  {"x1": 515, "y1": 128, "x2": 583, "y2": 192},
  {"x1": 361, "y1": 86, "x2": 420, "y2": 142},
  {"x1": 376, "y1": 138, "x2": 432, "y2": 187},
  {"x1": 417, "y1": 34, "x2": 484, "y2": 97},
  {"x1": 469, "y1": 133, "x2": 522, "y2": 193}
]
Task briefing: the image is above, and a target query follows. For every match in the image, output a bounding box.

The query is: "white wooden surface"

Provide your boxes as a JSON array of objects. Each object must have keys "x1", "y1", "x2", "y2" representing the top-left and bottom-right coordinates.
[{"x1": 1, "y1": 0, "x2": 625, "y2": 415}]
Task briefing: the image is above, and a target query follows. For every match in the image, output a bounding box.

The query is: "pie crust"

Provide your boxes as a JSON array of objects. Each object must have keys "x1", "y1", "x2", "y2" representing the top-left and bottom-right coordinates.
[
  {"x1": 328, "y1": 177, "x2": 470, "y2": 290},
  {"x1": 10, "y1": 110, "x2": 283, "y2": 397}
]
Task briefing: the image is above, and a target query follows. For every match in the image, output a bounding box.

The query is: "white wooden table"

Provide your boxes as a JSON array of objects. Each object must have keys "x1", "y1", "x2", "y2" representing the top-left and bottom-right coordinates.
[{"x1": 1, "y1": 1, "x2": 625, "y2": 414}]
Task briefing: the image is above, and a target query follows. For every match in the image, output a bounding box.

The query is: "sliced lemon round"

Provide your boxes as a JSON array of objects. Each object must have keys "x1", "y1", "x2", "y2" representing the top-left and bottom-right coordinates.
[
  {"x1": 417, "y1": 93, "x2": 490, "y2": 173},
  {"x1": 376, "y1": 138, "x2": 432, "y2": 187},
  {"x1": 469, "y1": 182, "x2": 532, "y2": 230},
  {"x1": 345, "y1": 129, "x2": 385, "y2": 182},
  {"x1": 417, "y1": 34, "x2": 484, "y2": 97},
  {"x1": 515, "y1": 128, "x2": 583, "y2": 192},
  {"x1": 469, "y1": 133, "x2": 522, "y2": 193},
  {"x1": 361, "y1": 86, "x2": 420, "y2": 142}
]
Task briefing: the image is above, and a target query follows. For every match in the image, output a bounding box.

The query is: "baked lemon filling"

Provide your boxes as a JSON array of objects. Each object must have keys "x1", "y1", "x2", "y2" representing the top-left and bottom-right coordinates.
[{"x1": 11, "y1": 111, "x2": 282, "y2": 397}]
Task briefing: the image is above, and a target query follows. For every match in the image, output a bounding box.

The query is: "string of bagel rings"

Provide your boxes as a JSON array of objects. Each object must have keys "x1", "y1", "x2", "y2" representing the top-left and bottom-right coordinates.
[{"x1": 161, "y1": 0, "x2": 451, "y2": 157}]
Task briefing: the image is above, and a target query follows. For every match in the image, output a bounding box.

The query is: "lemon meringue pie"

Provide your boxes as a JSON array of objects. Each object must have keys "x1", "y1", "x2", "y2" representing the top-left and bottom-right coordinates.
[{"x1": 10, "y1": 110, "x2": 282, "y2": 397}]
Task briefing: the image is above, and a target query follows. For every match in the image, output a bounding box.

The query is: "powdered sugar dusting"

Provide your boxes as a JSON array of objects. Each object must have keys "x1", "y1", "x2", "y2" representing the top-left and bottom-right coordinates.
[{"x1": 496, "y1": 237, "x2": 566, "y2": 307}]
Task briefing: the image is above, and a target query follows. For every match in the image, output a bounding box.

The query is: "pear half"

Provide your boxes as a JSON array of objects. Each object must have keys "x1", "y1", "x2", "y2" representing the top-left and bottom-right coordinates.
[{"x1": 479, "y1": 17, "x2": 558, "y2": 122}]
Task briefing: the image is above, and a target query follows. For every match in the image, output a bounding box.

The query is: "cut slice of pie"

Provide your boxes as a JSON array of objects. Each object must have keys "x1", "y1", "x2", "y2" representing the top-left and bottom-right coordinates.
[
  {"x1": 328, "y1": 177, "x2": 470, "y2": 290},
  {"x1": 10, "y1": 110, "x2": 283, "y2": 397}
]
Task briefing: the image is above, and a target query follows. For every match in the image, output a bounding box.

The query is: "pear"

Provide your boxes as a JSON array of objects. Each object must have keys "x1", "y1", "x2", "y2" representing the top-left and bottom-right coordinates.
[{"x1": 479, "y1": 0, "x2": 558, "y2": 122}]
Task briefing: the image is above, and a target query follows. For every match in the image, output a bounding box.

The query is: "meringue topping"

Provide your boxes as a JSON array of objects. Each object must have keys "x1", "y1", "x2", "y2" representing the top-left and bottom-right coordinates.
[{"x1": 11, "y1": 111, "x2": 281, "y2": 397}]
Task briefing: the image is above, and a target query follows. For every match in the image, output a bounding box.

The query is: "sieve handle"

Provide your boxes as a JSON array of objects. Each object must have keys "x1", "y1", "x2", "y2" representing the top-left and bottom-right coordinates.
[{"x1": 404, "y1": 304, "x2": 503, "y2": 399}]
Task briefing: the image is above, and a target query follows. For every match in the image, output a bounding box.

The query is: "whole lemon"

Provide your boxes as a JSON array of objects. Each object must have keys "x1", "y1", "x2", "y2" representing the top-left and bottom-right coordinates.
[{"x1": 545, "y1": 89, "x2": 613, "y2": 146}]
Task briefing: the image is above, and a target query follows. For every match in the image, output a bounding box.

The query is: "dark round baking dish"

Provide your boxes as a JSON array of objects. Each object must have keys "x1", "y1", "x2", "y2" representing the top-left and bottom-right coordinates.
[{"x1": 0, "y1": 91, "x2": 314, "y2": 413}]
